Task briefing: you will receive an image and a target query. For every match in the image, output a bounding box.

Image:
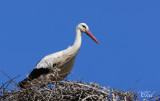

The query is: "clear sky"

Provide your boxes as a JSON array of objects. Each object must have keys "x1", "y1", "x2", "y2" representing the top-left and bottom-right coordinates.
[{"x1": 0, "y1": 0, "x2": 160, "y2": 99}]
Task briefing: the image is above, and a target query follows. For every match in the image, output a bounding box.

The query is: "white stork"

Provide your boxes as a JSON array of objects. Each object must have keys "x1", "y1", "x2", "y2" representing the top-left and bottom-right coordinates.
[{"x1": 18, "y1": 23, "x2": 99, "y2": 88}]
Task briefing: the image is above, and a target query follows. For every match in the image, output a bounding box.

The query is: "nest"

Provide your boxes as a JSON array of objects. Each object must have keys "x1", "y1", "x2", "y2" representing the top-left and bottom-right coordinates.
[
  {"x1": 0, "y1": 79, "x2": 138, "y2": 101},
  {"x1": 0, "y1": 70, "x2": 159, "y2": 101}
]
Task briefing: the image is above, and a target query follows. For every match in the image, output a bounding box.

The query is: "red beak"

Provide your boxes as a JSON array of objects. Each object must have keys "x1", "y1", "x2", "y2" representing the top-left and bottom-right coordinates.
[{"x1": 85, "y1": 30, "x2": 99, "y2": 44}]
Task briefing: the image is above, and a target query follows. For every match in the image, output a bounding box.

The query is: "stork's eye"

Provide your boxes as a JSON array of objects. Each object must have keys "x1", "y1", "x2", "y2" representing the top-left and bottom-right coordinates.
[{"x1": 82, "y1": 25, "x2": 86, "y2": 29}]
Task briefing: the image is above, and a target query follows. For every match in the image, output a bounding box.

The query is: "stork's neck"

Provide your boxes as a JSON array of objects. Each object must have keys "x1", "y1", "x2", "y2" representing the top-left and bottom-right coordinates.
[{"x1": 71, "y1": 29, "x2": 82, "y2": 53}]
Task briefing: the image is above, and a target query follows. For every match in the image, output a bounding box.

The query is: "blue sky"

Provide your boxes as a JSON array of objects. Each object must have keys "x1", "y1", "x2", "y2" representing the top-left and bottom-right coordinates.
[{"x1": 0, "y1": 0, "x2": 160, "y2": 99}]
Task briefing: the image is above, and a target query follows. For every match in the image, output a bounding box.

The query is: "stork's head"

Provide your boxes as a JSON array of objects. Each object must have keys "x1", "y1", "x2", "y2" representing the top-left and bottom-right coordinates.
[{"x1": 77, "y1": 23, "x2": 99, "y2": 44}]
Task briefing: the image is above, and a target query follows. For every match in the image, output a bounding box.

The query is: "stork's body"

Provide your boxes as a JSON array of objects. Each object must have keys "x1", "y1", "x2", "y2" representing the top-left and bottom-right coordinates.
[{"x1": 18, "y1": 23, "x2": 99, "y2": 88}]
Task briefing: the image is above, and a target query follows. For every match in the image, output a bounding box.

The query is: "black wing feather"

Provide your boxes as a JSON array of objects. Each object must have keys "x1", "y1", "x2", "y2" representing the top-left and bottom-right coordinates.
[
  {"x1": 18, "y1": 68, "x2": 50, "y2": 88},
  {"x1": 28, "y1": 68, "x2": 50, "y2": 80}
]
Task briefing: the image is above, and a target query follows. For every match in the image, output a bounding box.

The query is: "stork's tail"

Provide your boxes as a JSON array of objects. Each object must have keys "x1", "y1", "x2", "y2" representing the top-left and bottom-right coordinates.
[{"x1": 18, "y1": 78, "x2": 29, "y2": 88}]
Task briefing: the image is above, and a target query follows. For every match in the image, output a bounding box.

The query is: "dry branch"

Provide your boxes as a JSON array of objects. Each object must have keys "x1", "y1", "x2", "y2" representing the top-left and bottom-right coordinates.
[{"x1": 0, "y1": 79, "x2": 138, "y2": 101}]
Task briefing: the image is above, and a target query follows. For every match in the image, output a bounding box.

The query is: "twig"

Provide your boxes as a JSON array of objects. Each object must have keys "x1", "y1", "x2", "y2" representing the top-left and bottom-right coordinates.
[
  {"x1": 0, "y1": 70, "x2": 18, "y2": 86},
  {"x1": 0, "y1": 74, "x2": 21, "y2": 89},
  {"x1": 82, "y1": 95, "x2": 100, "y2": 101}
]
